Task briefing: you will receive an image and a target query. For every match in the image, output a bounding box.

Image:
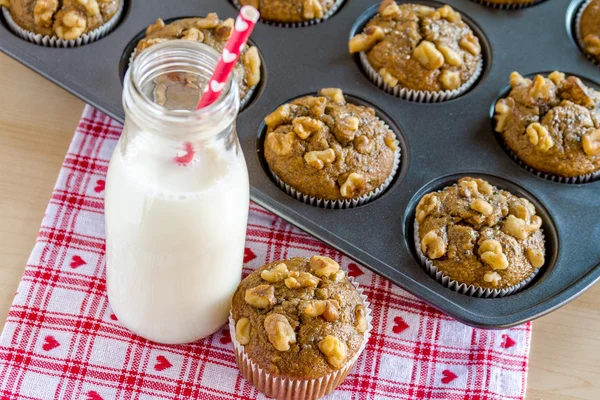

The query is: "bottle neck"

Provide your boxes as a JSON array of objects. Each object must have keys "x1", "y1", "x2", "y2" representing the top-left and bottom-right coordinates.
[{"x1": 123, "y1": 41, "x2": 239, "y2": 144}]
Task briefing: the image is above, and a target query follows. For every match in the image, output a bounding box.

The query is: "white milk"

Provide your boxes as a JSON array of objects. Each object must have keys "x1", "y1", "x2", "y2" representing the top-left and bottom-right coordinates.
[{"x1": 105, "y1": 136, "x2": 249, "y2": 344}]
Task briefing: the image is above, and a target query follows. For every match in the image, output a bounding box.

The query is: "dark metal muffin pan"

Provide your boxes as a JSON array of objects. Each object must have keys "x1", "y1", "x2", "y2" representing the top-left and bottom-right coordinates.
[{"x1": 1, "y1": 0, "x2": 599, "y2": 329}]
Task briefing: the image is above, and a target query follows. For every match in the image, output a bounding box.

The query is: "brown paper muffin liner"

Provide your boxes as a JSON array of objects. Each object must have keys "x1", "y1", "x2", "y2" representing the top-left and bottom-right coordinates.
[
  {"x1": 360, "y1": 52, "x2": 483, "y2": 103},
  {"x1": 575, "y1": 0, "x2": 600, "y2": 67},
  {"x1": 469, "y1": 0, "x2": 547, "y2": 10},
  {"x1": 1, "y1": 0, "x2": 123, "y2": 47},
  {"x1": 271, "y1": 136, "x2": 401, "y2": 209},
  {"x1": 414, "y1": 220, "x2": 540, "y2": 298},
  {"x1": 128, "y1": 48, "x2": 257, "y2": 110},
  {"x1": 228, "y1": 278, "x2": 372, "y2": 400},
  {"x1": 232, "y1": 0, "x2": 344, "y2": 27}
]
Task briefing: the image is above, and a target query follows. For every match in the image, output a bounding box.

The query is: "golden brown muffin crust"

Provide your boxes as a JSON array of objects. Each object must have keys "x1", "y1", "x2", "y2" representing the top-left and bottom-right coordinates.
[
  {"x1": 238, "y1": 0, "x2": 337, "y2": 23},
  {"x1": 416, "y1": 177, "x2": 546, "y2": 290},
  {"x1": 495, "y1": 71, "x2": 600, "y2": 178},
  {"x1": 231, "y1": 257, "x2": 367, "y2": 379},
  {"x1": 263, "y1": 88, "x2": 397, "y2": 201},
  {"x1": 580, "y1": 0, "x2": 600, "y2": 63},
  {"x1": 349, "y1": 1, "x2": 482, "y2": 92}
]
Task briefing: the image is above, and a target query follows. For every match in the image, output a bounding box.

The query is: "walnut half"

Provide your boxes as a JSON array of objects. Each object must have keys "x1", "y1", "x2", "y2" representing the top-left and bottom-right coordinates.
[
  {"x1": 340, "y1": 173, "x2": 365, "y2": 198},
  {"x1": 582, "y1": 129, "x2": 600, "y2": 156},
  {"x1": 264, "y1": 314, "x2": 296, "y2": 352},
  {"x1": 302, "y1": 300, "x2": 340, "y2": 321},
  {"x1": 309, "y1": 255, "x2": 340, "y2": 278},
  {"x1": 245, "y1": 284, "x2": 276, "y2": 309},
  {"x1": 318, "y1": 335, "x2": 348, "y2": 368},
  {"x1": 235, "y1": 317, "x2": 251, "y2": 345},
  {"x1": 421, "y1": 231, "x2": 446, "y2": 259},
  {"x1": 348, "y1": 26, "x2": 385, "y2": 53},
  {"x1": 261, "y1": 263, "x2": 289, "y2": 283}
]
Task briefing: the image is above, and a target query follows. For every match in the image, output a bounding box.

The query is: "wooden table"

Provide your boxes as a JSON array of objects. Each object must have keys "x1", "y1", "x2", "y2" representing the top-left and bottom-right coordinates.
[{"x1": 1, "y1": 52, "x2": 599, "y2": 399}]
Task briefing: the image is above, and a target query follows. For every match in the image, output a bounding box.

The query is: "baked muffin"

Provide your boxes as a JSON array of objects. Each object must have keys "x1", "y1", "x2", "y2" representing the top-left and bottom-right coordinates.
[
  {"x1": 237, "y1": 0, "x2": 339, "y2": 24},
  {"x1": 415, "y1": 177, "x2": 545, "y2": 294},
  {"x1": 578, "y1": 0, "x2": 600, "y2": 64},
  {"x1": 349, "y1": 1, "x2": 482, "y2": 98},
  {"x1": 230, "y1": 256, "x2": 370, "y2": 398},
  {"x1": 136, "y1": 15, "x2": 261, "y2": 105},
  {"x1": 494, "y1": 71, "x2": 600, "y2": 179},
  {"x1": 263, "y1": 88, "x2": 398, "y2": 204},
  {"x1": 2, "y1": 0, "x2": 120, "y2": 40}
]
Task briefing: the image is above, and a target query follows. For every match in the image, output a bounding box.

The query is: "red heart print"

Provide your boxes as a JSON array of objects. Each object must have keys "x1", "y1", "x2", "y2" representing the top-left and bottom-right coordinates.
[
  {"x1": 243, "y1": 248, "x2": 256, "y2": 263},
  {"x1": 441, "y1": 369, "x2": 458, "y2": 384},
  {"x1": 220, "y1": 329, "x2": 232, "y2": 345},
  {"x1": 500, "y1": 334, "x2": 516, "y2": 349},
  {"x1": 154, "y1": 355, "x2": 172, "y2": 371},
  {"x1": 70, "y1": 255, "x2": 86, "y2": 269},
  {"x1": 87, "y1": 391, "x2": 103, "y2": 400},
  {"x1": 392, "y1": 316, "x2": 409, "y2": 334},
  {"x1": 42, "y1": 335, "x2": 60, "y2": 351},
  {"x1": 347, "y1": 263, "x2": 364, "y2": 278},
  {"x1": 94, "y1": 180, "x2": 105, "y2": 193},
  {"x1": 109, "y1": 314, "x2": 118, "y2": 321}
]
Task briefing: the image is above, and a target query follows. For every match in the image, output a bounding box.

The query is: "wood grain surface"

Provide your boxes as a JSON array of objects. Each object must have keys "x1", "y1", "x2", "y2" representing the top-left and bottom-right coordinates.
[{"x1": 0, "y1": 52, "x2": 598, "y2": 399}]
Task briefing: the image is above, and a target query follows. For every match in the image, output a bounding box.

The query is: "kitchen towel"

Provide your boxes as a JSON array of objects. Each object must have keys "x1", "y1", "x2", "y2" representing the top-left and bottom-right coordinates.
[{"x1": 0, "y1": 106, "x2": 531, "y2": 399}]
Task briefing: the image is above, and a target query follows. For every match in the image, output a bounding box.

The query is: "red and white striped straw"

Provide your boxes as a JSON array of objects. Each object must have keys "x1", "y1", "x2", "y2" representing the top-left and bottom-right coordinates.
[{"x1": 196, "y1": 6, "x2": 260, "y2": 109}]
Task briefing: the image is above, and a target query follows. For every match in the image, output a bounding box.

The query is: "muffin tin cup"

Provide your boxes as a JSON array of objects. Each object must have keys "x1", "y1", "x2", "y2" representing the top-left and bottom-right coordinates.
[
  {"x1": 469, "y1": 0, "x2": 547, "y2": 10},
  {"x1": 575, "y1": 0, "x2": 599, "y2": 67},
  {"x1": 228, "y1": 277, "x2": 372, "y2": 400},
  {"x1": 271, "y1": 140, "x2": 401, "y2": 209},
  {"x1": 231, "y1": 0, "x2": 344, "y2": 28},
  {"x1": 413, "y1": 221, "x2": 540, "y2": 298},
  {"x1": 359, "y1": 52, "x2": 483, "y2": 103},
  {"x1": 1, "y1": 1, "x2": 123, "y2": 48}
]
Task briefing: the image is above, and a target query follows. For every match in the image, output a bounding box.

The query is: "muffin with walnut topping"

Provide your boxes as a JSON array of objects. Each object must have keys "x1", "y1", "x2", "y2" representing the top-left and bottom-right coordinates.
[
  {"x1": 235, "y1": 0, "x2": 343, "y2": 26},
  {"x1": 415, "y1": 177, "x2": 546, "y2": 297},
  {"x1": 135, "y1": 14, "x2": 261, "y2": 108},
  {"x1": 577, "y1": 0, "x2": 600, "y2": 65},
  {"x1": 494, "y1": 71, "x2": 600, "y2": 182},
  {"x1": 263, "y1": 87, "x2": 400, "y2": 208},
  {"x1": 1, "y1": 0, "x2": 122, "y2": 46},
  {"x1": 348, "y1": 1, "x2": 482, "y2": 102},
  {"x1": 230, "y1": 256, "x2": 371, "y2": 399}
]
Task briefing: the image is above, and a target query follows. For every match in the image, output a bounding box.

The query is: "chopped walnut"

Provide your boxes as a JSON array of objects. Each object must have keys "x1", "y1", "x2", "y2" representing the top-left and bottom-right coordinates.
[
  {"x1": 494, "y1": 99, "x2": 511, "y2": 133},
  {"x1": 235, "y1": 317, "x2": 251, "y2": 345},
  {"x1": 348, "y1": 26, "x2": 385, "y2": 53},
  {"x1": 413, "y1": 41, "x2": 445, "y2": 70},
  {"x1": 526, "y1": 123, "x2": 554, "y2": 152},
  {"x1": 437, "y1": 4, "x2": 461, "y2": 22},
  {"x1": 332, "y1": 269, "x2": 346, "y2": 282},
  {"x1": 215, "y1": 18, "x2": 234, "y2": 40},
  {"x1": 437, "y1": 45, "x2": 462, "y2": 67},
  {"x1": 242, "y1": 46, "x2": 261, "y2": 87},
  {"x1": 509, "y1": 71, "x2": 531, "y2": 88},
  {"x1": 265, "y1": 104, "x2": 292, "y2": 127},
  {"x1": 416, "y1": 193, "x2": 440, "y2": 223},
  {"x1": 582, "y1": 129, "x2": 600, "y2": 156},
  {"x1": 483, "y1": 271, "x2": 502, "y2": 287},
  {"x1": 265, "y1": 131, "x2": 296, "y2": 156},
  {"x1": 458, "y1": 178, "x2": 479, "y2": 197},
  {"x1": 459, "y1": 33, "x2": 481, "y2": 56},
  {"x1": 293, "y1": 116, "x2": 325, "y2": 139},
  {"x1": 335, "y1": 116, "x2": 360, "y2": 142},
  {"x1": 196, "y1": 13, "x2": 219, "y2": 29},
  {"x1": 526, "y1": 248, "x2": 545, "y2": 268},
  {"x1": 380, "y1": 1, "x2": 400, "y2": 18},
  {"x1": 470, "y1": 199, "x2": 493, "y2": 216},
  {"x1": 318, "y1": 335, "x2": 348, "y2": 368},
  {"x1": 302, "y1": 0, "x2": 324, "y2": 19},
  {"x1": 584, "y1": 34, "x2": 600, "y2": 55},
  {"x1": 384, "y1": 132, "x2": 398, "y2": 151},
  {"x1": 77, "y1": 0, "x2": 99, "y2": 16},
  {"x1": 54, "y1": 9, "x2": 87, "y2": 40},
  {"x1": 354, "y1": 305, "x2": 368, "y2": 333},
  {"x1": 477, "y1": 180, "x2": 493, "y2": 195},
  {"x1": 379, "y1": 68, "x2": 399, "y2": 87},
  {"x1": 529, "y1": 75, "x2": 551, "y2": 101},
  {"x1": 421, "y1": 231, "x2": 446, "y2": 259},
  {"x1": 502, "y1": 215, "x2": 531, "y2": 240},
  {"x1": 302, "y1": 300, "x2": 340, "y2": 322},
  {"x1": 548, "y1": 71, "x2": 565, "y2": 86},
  {"x1": 34, "y1": 0, "x2": 58, "y2": 29},
  {"x1": 264, "y1": 314, "x2": 296, "y2": 352},
  {"x1": 319, "y1": 88, "x2": 345, "y2": 104},
  {"x1": 145, "y1": 18, "x2": 165, "y2": 35},
  {"x1": 481, "y1": 251, "x2": 508, "y2": 270},
  {"x1": 284, "y1": 271, "x2": 320, "y2": 288},
  {"x1": 137, "y1": 37, "x2": 168, "y2": 51},
  {"x1": 561, "y1": 76, "x2": 595, "y2": 109},
  {"x1": 340, "y1": 172, "x2": 365, "y2": 198},
  {"x1": 244, "y1": 284, "x2": 276, "y2": 309},
  {"x1": 181, "y1": 28, "x2": 204, "y2": 41},
  {"x1": 309, "y1": 255, "x2": 340, "y2": 278},
  {"x1": 304, "y1": 149, "x2": 336, "y2": 169},
  {"x1": 354, "y1": 135, "x2": 373, "y2": 154},
  {"x1": 479, "y1": 239, "x2": 502, "y2": 256},
  {"x1": 261, "y1": 263, "x2": 290, "y2": 283},
  {"x1": 439, "y1": 70, "x2": 461, "y2": 91}
]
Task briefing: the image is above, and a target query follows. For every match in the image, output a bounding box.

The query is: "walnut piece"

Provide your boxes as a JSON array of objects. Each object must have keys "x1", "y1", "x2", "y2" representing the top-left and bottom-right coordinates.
[
  {"x1": 261, "y1": 263, "x2": 289, "y2": 283},
  {"x1": 379, "y1": 68, "x2": 399, "y2": 87},
  {"x1": 293, "y1": 116, "x2": 325, "y2": 139},
  {"x1": 264, "y1": 314, "x2": 296, "y2": 352},
  {"x1": 413, "y1": 41, "x2": 445, "y2": 70},
  {"x1": 54, "y1": 9, "x2": 87, "y2": 40},
  {"x1": 215, "y1": 18, "x2": 234, "y2": 40},
  {"x1": 181, "y1": 28, "x2": 203, "y2": 41},
  {"x1": 235, "y1": 317, "x2": 251, "y2": 345},
  {"x1": 437, "y1": 4, "x2": 461, "y2": 22},
  {"x1": 354, "y1": 135, "x2": 373, "y2": 154},
  {"x1": 34, "y1": 0, "x2": 58, "y2": 29},
  {"x1": 439, "y1": 70, "x2": 461, "y2": 91},
  {"x1": 335, "y1": 116, "x2": 360, "y2": 142},
  {"x1": 354, "y1": 305, "x2": 368, "y2": 334},
  {"x1": 380, "y1": 1, "x2": 400, "y2": 18},
  {"x1": 526, "y1": 248, "x2": 545, "y2": 268},
  {"x1": 479, "y1": 239, "x2": 502, "y2": 255},
  {"x1": 526, "y1": 123, "x2": 554, "y2": 152},
  {"x1": 481, "y1": 250, "x2": 508, "y2": 270},
  {"x1": 196, "y1": 13, "x2": 219, "y2": 29},
  {"x1": 318, "y1": 335, "x2": 348, "y2": 368},
  {"x1": 509, "y1": 71, "x2": 531, "y2": 88},
  {"x1": 470, "y1": 198, "x2": 493, "y2": 216},
  {"x1": 309, "y1": 255, "x2": 340, "y2": 278},
  {"x1": 245, "y1": 284, "x2": 276, "y2": 309},
  {"x1": 349, "y1": 26, "x2": 385, "y2": 53},
  {"x1": 561, "y1": 76, "x2": 595, "y2": 109},
  {"x1": 302, "y1": 0, "x2": 323, "y2": 19},
  {"x1": 265, "y1": 104, "x2": 291, "y2": 128},
  {"x1": 340, "y1": 172, "x2": 365, "y2": 198},
  {"x1": 77, "y1": 0, "x2": 99, "y2": 16},
  {"x1": 242, "y1": 46, "x2": 261, "y2": 87},
  {"x1": 305, "y1": 149, "x2": 336, "y2": 169},
  {"x1": 459, "y1": 33, "x2": 481, "y2": 56},
  {"x1": 319, "y1": 88, "x2": 345, "y2": 103},
  {"x1": 502, "y1": 215, "x2": 541, "y2": 240},
  {"x1": 477, "y1": 180, "x2": 493, "y2": 195},
  {"x1": 483, "y1": 271, "x2": 502, "y2": 287},
  {"x1": 582, "y1": 129, "x2": 600, "y2": 156},
  {"x1": 265, "y1": 131, "x2": 296, "y2": 156},
  {"x1": 421, "y1": 231, "x2": 446, "y2": 259},
  {"x1": 548, "y1": 71, "x2": 565, "y2": 86},
  {"x1": 494, "y1": 99, "x2": 511, "y2": 133},
  {"x1": 416, "y1": 193, "x2": 440, "y2": 223},
  {"x1": 303, "y1": 300, "x2": 340, "y2": 322},
  {"x1": 284, "y1": 271, "x2": 320, "y2": 289},
  {"x1": 437, "y1": 45, "x2": 462, "y2": 67},
  {"x1": 584, "y1": 34, "x2": 600, "y2": 55},
  {"x1": 458, "y1": 178, "x2": 479, "y2": 197},
  {"x1": 384, "y1": 132, "x2": 398, "y2": 151},
  {"x1": 145, "y1": 18, "x2": 165, "y2": 35},
  {"x1": 529, "y1": 75, "x2": 551, "y2": 101}
]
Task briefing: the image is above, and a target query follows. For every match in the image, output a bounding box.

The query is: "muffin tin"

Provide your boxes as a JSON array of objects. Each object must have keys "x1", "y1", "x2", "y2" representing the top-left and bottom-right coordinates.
[{"x1": 1, "y1": 0, "x2": 599, "y2": 329}]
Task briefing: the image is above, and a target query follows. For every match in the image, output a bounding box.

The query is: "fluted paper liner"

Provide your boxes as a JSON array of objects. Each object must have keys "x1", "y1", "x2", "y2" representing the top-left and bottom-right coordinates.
[
  {"x1": 360, "y1": 52, "x2": 483, "y2": 103},
  {"x1": 232, "y1": 0, "x2": 344, "y2": 28},
  {"x1": 470, "y1": 0, "x2": 547, "y2": 10},
  {"x1": 228, "y1": 278, "x2": 372, "y2": 400},
  {"x1": 414, "y1": 219, "x2": 540, "y2": 298},
  {"x1": 2, "y1": 1, "x2": 123, "y2": 47},
  {"x1": 575, "y1": 0, "x2": 600, "y2": 67},
  {"x1": 270, "y1": 131, "x2": 400, "y2": 209}
]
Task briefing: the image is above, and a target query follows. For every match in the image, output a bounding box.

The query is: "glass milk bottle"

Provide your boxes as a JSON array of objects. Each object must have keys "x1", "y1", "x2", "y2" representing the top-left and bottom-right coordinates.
[{"x1": 105, "y1": 41, "x2": 249, "y2": 344}]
